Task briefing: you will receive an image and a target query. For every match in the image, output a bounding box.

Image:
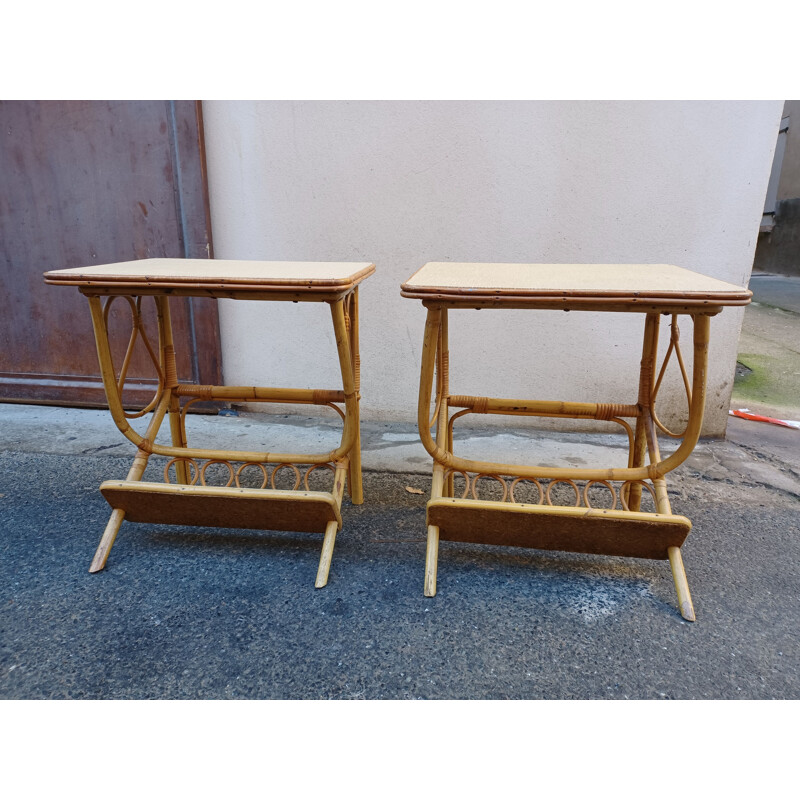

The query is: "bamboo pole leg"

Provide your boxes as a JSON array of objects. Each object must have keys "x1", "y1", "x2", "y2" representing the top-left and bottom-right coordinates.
[
  {"x1": 417, "y1": 307, "x2": 447, "y2": 596},
  {"x1": 445, "y1": 426, "x2": 454, "y2": 498},
  {"x1": 653, "y1": 476, "x2": 696, "y2": 622},
  {"x1": 157, "y1": 295, "x2": 189, "y2": 484},
  {"x1": 330, "y1": 298, "x2": 362, "y2": 504},
  {"x1": 315, "y1": 461, "x2": 347, "y2": 588},
  {"x1": 668, "y1": 546, "x2": 696, "y2": 622},
  {"x1": 628, "y1": 313, "x2": 660, "y2": 511},
  {"x1": 89, "y1": 449, "x2": 152, "y2": 572},
  {"x1": 315, "y1": 519, "x2": 339, "y2": 588},
  {"x1": 348, "y1": 426, "x2": 363, "y2": 505},
  {"x1": 89, "y1": 508, "x2": 126, "y2": 573},
  {"x1": 168, "y1": 397, "x2": 189, "y2": 485},
  {"x1": 88, "y1": 384, "x2": 169, "y2": 573},
  {"x1": 424, "y1": 524, "x2": 440, "y2": 596},
  {"x1": 345, "y1": 289, "x2": 364, "y2": 505}
]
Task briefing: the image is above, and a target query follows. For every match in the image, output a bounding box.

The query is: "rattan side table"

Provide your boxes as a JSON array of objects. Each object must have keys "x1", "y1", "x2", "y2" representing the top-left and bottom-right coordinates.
[
  {"x1": 401, "y1": 262, "x2": 751, "y2": 620},
  {"x1": 45, "y1": 258, "x2": 375, "y2": 586}
]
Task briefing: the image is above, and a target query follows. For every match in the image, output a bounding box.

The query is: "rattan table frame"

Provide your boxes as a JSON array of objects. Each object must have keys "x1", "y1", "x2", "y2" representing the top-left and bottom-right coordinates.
[
  {"x1": 402, "y1": 262, "x2": 751, "y2": 620},
  {"x1": 45, "y1": 258, "x2": 375, "y2": 587}
]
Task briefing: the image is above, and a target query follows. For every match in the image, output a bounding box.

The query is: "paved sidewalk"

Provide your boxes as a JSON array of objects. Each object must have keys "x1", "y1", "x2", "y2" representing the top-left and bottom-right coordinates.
[{"x1": 1, "y1": 403, "x2": 797, "y2": 699}]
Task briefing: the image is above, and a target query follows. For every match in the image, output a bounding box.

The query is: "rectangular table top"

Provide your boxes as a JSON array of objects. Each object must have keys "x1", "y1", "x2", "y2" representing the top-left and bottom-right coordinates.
[
  {"x1": 44, "y1": 258, "x2": 376, "y2": 294},
  {"x1": 401, "y1": 262, "x2": 751, "y2": 309}
]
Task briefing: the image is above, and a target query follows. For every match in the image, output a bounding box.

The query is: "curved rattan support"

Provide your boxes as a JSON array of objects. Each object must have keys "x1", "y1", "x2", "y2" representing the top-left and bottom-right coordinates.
[
  {"x1": 651, "y1": 314, "x2": 693, "y2": 438},
  {"x1": 471, "y1": 474, "x2": 508, "y2": 502},
  {"x1": 102, "y1": 295, "x2": 138, "y2": 398},
  {"x1": 303, "y1": 462, "x2": 337, "y2": 491},
  {"x1": 87, "y1": 297, "x2": 150, "y2": 447},
  {"x1": 163, "y1": 457, "x2": 199, "y2": 485},
  {"x1": 435, "y1": 470, "x2": 660, "y2": 510},
  {"x1": 200, "y1": 459, "x2": 235, "y2": 487},
  {"x1": 582, "y1": 480, "x2": 618, "y2": 510},
  {"x1": 327, "y1": 298, "x2": 359, "y2": 464},
  {"x1": 325, "y1": 402, "x2": 346, "y2": 423},
  {"x1": 270, "y1": 463, "x2": 302, "y2": 491},
  {"x1": 619, "y1": 480, "x2": 658, "y2": 511},
  {"x1": 235, "y1": 462, "x2": 270, "y2": 489},
  {"x1": 509, "y1": 477, "x2": 545, "y2": 505},
  {"x1": 101, "y1": 295, "x2": 165, "y2": 419},
  {"x1": 609, "y1": 418, "x2": 636, "y2": 467},
  {"x1": 163, "y1": 458, "x2": 338, "y2": 491},
  {"x1": 442, "y1": 468, "x2": 471, "y2": 499},
  {"x1": 545, "y1": 479, "x2": 581, "y2": 507},
  {"x1": 446, "y1": 406, "x2": 473, "y2": 434}
]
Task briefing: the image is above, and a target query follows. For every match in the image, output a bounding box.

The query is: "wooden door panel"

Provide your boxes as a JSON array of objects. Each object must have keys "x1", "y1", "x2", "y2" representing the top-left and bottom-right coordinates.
[{"x1": 0, "y1": 100, "x2": 220, "y2": 407}]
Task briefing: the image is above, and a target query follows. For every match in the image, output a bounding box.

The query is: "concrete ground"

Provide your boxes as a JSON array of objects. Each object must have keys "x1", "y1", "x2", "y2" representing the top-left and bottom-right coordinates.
[
  {"x1": 1, "y1": 271, "x2": 798, "y2": 700},
  {"x1": 732, "y1": 272, "x2": 800, "y2": 420},
  {"x1": 1, "y1": 410, "x2": 798, "y2": 700}
]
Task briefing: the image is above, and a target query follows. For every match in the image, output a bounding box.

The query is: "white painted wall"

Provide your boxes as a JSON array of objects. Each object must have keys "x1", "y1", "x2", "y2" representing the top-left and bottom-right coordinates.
[{"x1": 202, "y1": 101, "x2": 782, "y2": 435}]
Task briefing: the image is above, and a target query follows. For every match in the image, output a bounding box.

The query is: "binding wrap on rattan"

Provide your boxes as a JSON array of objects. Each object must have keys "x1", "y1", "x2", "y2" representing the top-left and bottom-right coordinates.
[
  {"x1": 638, "y1": 362, "x2": 653, "y2": 406},
  {"x1": 449, "y1": 395, "x2": 489, "y2": 413},
  {"x1": 313, "y1": 389, "x2": 346, "y2": 405},
  {"x1": 176, "y1": 383, "x2": 215, "y2": 400},
  {"x1": 594, "y1": 403, "x2": 635, "y2": 420},
  {"x1": 164, "y1": 345, "x2": 179, "y2": 389}
]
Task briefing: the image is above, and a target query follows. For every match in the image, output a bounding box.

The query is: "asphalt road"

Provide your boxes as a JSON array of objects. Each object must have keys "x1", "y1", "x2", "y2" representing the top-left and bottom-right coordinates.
[{"x1": 1, "y1": 451, "x2": 797, "y2": 700}]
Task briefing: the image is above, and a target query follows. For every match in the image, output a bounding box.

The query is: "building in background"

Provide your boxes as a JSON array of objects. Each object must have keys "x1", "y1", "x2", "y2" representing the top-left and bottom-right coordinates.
[{"x1": 754, "y1": 100, "x2": 800, "y2": 276}]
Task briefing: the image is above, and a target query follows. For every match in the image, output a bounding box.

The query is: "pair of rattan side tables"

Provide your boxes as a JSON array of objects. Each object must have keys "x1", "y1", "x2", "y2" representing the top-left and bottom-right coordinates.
[{"x1": 44, "y1": 259, "x2": 751, "y2": 620}]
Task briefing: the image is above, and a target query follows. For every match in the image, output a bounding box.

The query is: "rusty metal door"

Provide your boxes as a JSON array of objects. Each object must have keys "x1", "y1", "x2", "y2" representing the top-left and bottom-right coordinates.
[{"x1": 0, "y1": 100, "x2": 221, "y2": 407}]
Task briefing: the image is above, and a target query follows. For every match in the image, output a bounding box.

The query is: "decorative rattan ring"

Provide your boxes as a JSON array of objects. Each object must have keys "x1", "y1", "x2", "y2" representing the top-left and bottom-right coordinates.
[
  {"x1": 270, "y1": 463, "x2": 302, "y2": 491},
  {"x1": 471, "y1": 473, "x2": 508, "y2": 502},
  {"x1": 303, "y1": 463, "x2": 336, "y2": 491},
  {"x1": 443, "y1": 468, "x2": 470, "y2": 499},
  {"x1": 545, "y1": 479, "x2": 581, "y2": 507},
  {"x1": 163, "y1": 457, "x2": 199, "y2": 485},
  {"x1": 509, "y1": 477, "x2": 545, "y2": 505},
  {"x1": 620, "y1": 480, "x2": 658, "y2": 511},
  {"x1": 582, "y1": 480, "x2": 618, "y2": 510},
  {"x1": 234, "y1": 462, "x2": 269, "y2": 489},
  {"x1": 200, "y1": 459, "x2": 235, "y2": 487}
]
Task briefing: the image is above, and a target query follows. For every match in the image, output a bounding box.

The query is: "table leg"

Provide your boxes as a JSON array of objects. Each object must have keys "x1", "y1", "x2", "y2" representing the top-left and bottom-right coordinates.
[
  {"x1": 419, "y1": 306, "x2": 448, "y2": 596},
  {"x1": 644, "y1": 313, "x2": 703, "y2": 622},
  {"x1": 654, "y1": 476, "x2": 696, "y2": 621},
  {"x1": 86, "y1": 294, "x2": 172, "y2": 571},
  {"x1": 627, "y1": 313, "x2": 660, "y2": 511},
  {"x1": 667, "y1": 547, "x2": 696, "y2": 622},
  {"x1": 315, "y1": 461, "x2": 348, "y2": 587},
  {"x1": 155, "y1": 296, "x2": 190, "y2": 484},
  {"x1": 89, "y1": 452, "x2": 148, "y2": 573},
  {"x1": 345, "y1": 289, "x2": 363, "y2": 505}
]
